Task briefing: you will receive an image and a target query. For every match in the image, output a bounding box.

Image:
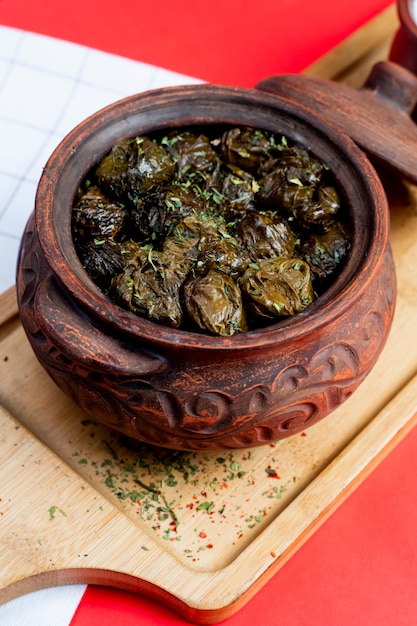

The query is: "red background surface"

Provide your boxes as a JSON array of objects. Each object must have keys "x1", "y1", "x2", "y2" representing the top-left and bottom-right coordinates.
[
  {"x1": 1, "y1": 0, "x2": 394, "y2": 87},
  {"x1": 3, "y1": 1, "x2": 417, "y2": 624}
]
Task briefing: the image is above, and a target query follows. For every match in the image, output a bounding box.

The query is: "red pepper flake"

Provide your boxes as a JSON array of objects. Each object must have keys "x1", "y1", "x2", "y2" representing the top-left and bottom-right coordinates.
[
  {"x1": 265, "y1": 467, "x2": 280, "y2": 479},
  {"x1": 301, "y1": 432, "x2": 307, "y2": 437},
  {"x1": 207, "y1": 544, "x2": 214, "y2": 549},
  {"x1": 270, "y1": 551, "x2": 277, "y2": 558},
  {"x1": 199, "y1": 531, "x2": 207, "y2": 539}
]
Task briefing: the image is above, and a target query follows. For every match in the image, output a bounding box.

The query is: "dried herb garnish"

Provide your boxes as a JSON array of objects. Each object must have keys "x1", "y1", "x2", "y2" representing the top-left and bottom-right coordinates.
[{"x1": 71, "y1": 422, "x2": 308, "y2": 559}]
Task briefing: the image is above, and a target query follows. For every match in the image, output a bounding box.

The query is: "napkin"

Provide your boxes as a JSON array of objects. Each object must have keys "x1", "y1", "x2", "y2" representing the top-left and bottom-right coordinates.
[{"x1": 0, "y1": 25, "x2": 202, "y2": 295}]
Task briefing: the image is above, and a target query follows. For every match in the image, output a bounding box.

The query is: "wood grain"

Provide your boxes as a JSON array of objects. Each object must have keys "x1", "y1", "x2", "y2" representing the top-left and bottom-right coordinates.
[
  {"x1": 0, "y1": 287, "x2": 18, "y2": 327},
  {"x1": 2, "y1": 174, "x2": 417, "y2": 622},
  {"x1": 1, "y1": 7, "x2": 416, "y2": 623},
  {"x1": 305, "y1": 3, "x2": 399, "y2": 82}
]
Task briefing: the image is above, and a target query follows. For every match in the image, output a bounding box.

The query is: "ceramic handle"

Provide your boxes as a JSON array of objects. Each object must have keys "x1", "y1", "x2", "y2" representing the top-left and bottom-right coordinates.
[
  {"x1": 363, "y1": 61, "x2": 417, "y2": 115},
  {"x1": 34, "y1": 276, "x2": 167, "y2": 377}
]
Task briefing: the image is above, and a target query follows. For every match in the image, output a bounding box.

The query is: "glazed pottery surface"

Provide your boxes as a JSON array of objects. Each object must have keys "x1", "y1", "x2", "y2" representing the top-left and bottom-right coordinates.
[{"x1": 16, "y1": 84, "x2": 396, "y2": 450}]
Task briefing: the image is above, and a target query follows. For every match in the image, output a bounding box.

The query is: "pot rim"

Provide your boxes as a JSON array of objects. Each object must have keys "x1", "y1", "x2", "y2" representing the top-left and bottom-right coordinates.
[{"x1": 34, "y1": 83, "x2": 390, "y2": 352}]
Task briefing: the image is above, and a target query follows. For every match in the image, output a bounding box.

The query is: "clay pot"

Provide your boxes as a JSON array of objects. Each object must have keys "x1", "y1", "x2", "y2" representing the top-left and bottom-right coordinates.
[
  {"x1": 16, "y1": 84, "x2": 395, "y2": 450},
  {"x1": 390, "y1": 0, "x2": 417, "y2": 78}
]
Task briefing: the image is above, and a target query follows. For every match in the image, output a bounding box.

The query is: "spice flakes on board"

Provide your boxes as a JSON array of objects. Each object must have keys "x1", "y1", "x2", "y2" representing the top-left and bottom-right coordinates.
[{"x1": 72, "y1": 419, "x2": 300, "y2": 561}]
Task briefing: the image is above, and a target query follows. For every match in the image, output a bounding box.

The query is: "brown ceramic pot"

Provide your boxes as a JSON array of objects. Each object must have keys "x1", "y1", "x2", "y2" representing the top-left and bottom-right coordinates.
[
  {"x1": 390, "y1": 0, "x2": 417, "y2": 78},
  {"x1": 16, "y1": 84, "x2": 395, "y2": 450}
]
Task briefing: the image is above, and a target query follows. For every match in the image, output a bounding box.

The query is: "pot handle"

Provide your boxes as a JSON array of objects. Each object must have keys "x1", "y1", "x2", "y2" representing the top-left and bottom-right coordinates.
[
  {"x1": 362, "y1": 60, "x2": 417, "y2": 114},
  {"x1": 256, "y1": 60, "x2": 417, "y2": 184},
  {"x1": 33, "y1": 276, "x2": 167, "y2": 377}
]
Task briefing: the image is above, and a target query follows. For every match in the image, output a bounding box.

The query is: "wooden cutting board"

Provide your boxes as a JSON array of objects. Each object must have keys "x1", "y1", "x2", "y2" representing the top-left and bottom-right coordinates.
[{"x1": 3, "y1": 6, "x2": 417, "y2": 623}]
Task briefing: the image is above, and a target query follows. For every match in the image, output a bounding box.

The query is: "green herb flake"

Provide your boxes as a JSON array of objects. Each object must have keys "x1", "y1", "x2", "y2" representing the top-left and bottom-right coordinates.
[
  {"x1": 197, "y1": 501, "x2": 215, "y2": 513},
  {"x1": 48, "y1": 506, "x2": 57, "y2": 520}
]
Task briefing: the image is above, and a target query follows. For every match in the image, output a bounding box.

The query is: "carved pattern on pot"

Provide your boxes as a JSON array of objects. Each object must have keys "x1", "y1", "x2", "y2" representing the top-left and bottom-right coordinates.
[{"x1": 17, "y1": 213, "x2": 395, "y2": 450}]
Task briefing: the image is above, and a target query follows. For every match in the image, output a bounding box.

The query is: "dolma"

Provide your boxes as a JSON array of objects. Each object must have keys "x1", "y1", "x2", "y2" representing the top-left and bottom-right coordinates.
[
  {"x1": 184, "y1": 269, "x2": 248, "y2": 336},
  {"x1": 240, "y1": 257, "x2": 314, "y2": 320}
]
